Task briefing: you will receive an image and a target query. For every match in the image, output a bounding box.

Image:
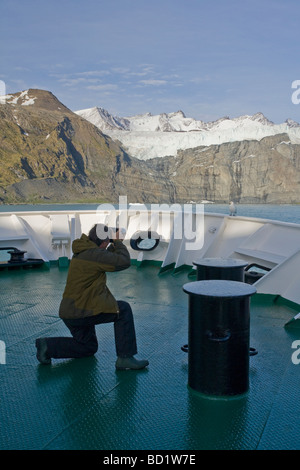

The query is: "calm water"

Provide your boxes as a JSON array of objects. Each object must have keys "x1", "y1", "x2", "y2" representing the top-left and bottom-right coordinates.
[
  {"x1": 203, "y1": 204, "x2": 300, "y2": 224},
  {"x1": 1, "y1": 203, "x2": 300, "y2": 224}
]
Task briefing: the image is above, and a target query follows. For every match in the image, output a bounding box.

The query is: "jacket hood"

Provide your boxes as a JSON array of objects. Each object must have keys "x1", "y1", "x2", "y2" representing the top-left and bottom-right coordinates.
[{"x1": 72, "y1": 234, "x2": 98, "y2": 254}]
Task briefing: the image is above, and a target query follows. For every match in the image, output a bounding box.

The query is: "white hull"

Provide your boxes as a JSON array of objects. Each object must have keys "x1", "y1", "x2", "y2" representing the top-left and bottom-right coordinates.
[{"x1": 1, "y1": 208, "x2": 300, "y2": 305}]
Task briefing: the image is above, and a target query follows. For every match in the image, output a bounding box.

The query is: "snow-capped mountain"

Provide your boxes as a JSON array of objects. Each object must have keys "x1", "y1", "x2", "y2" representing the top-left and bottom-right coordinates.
[
  {"x1": 75, "y1": 106, "x2": 300, "y2": 160},
  {"x1": 75, "y1": 106, "x2": 131, "y2": 131},
  {"x1": 1, "y1": 88, "x2": 300, "y2": 204},
  {"x1": 0, "y1": 89, "x2": 71, "y2": 113},
  {"x1": 0, "y1": 89, "x2": 37, "y2": 106},
  {"x1": 76, "y1": 107, "x2": 207, "y2": 132}
]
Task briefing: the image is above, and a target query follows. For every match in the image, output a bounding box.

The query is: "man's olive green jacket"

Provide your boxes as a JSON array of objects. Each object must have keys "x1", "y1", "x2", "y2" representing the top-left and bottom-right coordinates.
[{"x1": 59, "y1": 234, "x2": 131, "y2": 319}]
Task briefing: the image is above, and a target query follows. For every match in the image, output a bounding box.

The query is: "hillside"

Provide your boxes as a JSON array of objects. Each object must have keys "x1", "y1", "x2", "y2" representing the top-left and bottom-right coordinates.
[
  {"x1": 0, "y1": 89, "x2": 172, "y2": 204},
  {"x1": 1, "y1": 89, "x2": 300, "y2": 204}
]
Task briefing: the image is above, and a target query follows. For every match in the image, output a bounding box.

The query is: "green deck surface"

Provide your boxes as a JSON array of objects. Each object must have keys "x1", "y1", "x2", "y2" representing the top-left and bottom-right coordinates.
[{"x1": 0, "y1": 264, "x2": 300, "y2": 450}]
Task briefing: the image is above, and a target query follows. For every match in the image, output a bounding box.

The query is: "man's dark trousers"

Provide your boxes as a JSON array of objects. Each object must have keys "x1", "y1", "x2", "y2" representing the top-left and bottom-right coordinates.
[{"x1": 45, "y1": 301, "x2": 138, "y2": 359}]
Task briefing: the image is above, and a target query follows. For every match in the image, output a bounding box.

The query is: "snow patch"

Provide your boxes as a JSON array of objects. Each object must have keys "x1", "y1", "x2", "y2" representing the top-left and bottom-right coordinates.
[
  {"x1": 20, "y1": 90, "x2": 36, "y2": 105},
  {"x1": 0, "y1": 94, "x2": 13, "y2": 104},
  {"x1": 0, "y1": 90, "x2": 37, "y2": 106}
]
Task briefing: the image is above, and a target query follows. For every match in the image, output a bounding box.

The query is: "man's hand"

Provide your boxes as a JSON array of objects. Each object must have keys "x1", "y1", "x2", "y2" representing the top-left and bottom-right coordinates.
[{"x1": 109, "y1": 227, "x2": 126, "y2": 241}]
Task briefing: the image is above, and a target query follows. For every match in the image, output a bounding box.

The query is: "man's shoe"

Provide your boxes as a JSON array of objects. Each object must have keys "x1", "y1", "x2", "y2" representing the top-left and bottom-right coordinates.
[
  {"x1": 115, "y1": 356, "x2": 149, "y2": 370},
  {"x1": 35, "y1": 338, "x2": 51, "y2": 365}
]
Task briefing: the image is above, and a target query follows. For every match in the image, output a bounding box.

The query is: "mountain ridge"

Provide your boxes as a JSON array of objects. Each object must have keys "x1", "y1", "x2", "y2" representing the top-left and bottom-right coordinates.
[
  {"x1": 75, "y1": 106, "x2": 300, "y2": 160},
  {"x1": 1, "y1": 88, "x2": 300, "y2": 204},
  {"x1": 0, "y1": 89, "x2": 172, "y2": 204}
]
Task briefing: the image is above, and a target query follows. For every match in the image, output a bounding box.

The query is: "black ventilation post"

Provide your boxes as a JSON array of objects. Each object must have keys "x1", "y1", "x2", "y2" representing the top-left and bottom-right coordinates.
[
  {"x1": 193, "y1": 258, "x2": 248, "y2": 282},
  {"x1": 183, "y1": 280, "x2": 256, "y2": 398}
]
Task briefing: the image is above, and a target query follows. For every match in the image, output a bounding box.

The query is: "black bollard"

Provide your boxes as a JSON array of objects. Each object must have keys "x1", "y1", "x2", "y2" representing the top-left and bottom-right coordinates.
[
  {"x1": 183, "y1": 280, "x2": 256, "y2": 397},
  {"x1": 193, "y1": 258, "x2": 248, "y2": 282}
]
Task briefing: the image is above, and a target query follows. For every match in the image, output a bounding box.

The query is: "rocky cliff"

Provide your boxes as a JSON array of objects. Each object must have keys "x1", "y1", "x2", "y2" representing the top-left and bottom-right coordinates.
[
  {"x1": 148, "y1": 133, "x2": 300, "y2": 203},
  {"x1": 1, "y1": 89, "x2": 300, "y2": 204}
]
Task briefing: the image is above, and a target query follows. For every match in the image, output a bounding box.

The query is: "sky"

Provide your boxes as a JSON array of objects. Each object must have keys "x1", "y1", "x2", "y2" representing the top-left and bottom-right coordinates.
[{"x1": 1, "y1": 0, "x2": 300, "y2": 123}]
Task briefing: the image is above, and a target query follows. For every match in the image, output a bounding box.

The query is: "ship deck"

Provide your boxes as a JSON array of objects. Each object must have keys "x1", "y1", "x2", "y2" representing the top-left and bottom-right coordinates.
[{"x1": 1, "y1": 262, "x2": 300, "y2": 451}]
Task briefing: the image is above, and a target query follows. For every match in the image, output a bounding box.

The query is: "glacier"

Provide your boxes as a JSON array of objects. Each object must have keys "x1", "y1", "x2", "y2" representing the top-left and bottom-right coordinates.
[{"x1": 75, "y1": 107, "x2": 300, "y2": 160}]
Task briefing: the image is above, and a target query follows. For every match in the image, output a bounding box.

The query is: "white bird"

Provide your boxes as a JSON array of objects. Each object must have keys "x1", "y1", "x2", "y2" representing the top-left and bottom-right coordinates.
[{"x1": 229, "y1": 201, "x2": 237, "y2": 216}]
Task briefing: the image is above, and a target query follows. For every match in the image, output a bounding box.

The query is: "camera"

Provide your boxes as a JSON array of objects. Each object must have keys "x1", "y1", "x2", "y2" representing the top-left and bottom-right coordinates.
[{"x1": 108, "y1": 227, "x2": 126, "y2": 242}]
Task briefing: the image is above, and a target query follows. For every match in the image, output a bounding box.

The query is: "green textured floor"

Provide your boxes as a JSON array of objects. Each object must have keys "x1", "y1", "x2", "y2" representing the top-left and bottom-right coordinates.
[{"x1": 0, "y1": 264, "x2": 300, "y2": 450}]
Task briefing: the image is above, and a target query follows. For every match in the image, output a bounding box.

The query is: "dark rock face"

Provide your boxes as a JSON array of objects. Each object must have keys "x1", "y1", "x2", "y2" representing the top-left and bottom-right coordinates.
[
  {"x1": 1, "y1": 89, "x2": 300, "y2": 204},
  {"x1": 148, "y1": 133, "x2": 300, "y2": 203}
]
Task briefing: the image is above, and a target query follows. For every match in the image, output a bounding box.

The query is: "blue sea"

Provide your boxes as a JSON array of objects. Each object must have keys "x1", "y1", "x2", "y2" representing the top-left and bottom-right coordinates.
[{"x1": 0, "y1": 203, "x2": 300, "y2": 224}]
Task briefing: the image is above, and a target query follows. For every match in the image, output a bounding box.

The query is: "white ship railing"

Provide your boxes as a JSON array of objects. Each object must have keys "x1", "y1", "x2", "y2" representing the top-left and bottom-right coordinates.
[{"x1": 1, "y1": 209, "x2": 300, "y2": 305}]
